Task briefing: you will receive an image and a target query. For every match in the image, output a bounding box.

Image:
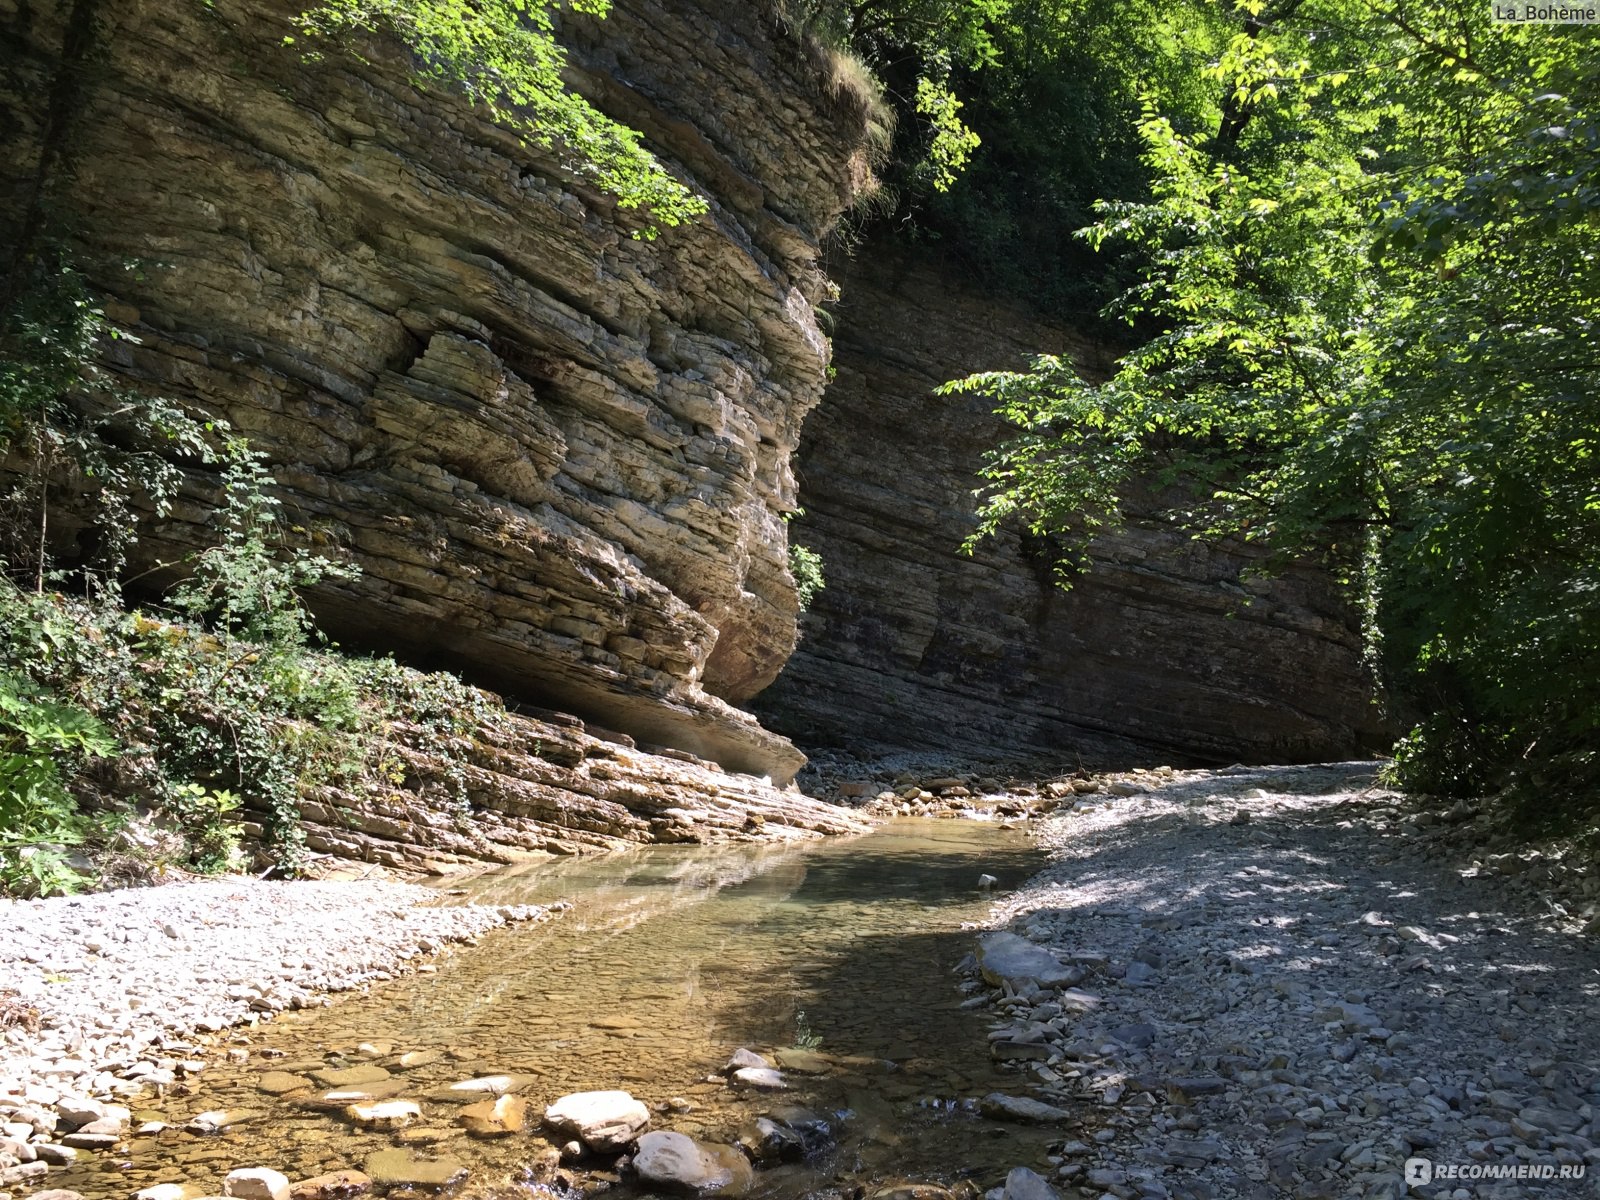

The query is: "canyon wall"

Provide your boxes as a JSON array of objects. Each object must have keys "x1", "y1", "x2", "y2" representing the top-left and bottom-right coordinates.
[
  {"x1": 1, "y1": 0, "x2": 874, "y2": 785},
  {"x1": 756, "y1": 251, "x2": 1381, "y2": 766}
]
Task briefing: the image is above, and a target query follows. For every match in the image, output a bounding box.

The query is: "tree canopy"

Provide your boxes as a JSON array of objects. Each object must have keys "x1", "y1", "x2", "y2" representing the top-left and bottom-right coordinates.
[{"x1": 946, "y1": 1, "x2": 1600, "y2": 813}]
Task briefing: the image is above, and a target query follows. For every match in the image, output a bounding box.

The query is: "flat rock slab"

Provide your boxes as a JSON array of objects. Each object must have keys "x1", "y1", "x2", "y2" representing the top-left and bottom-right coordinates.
[
  {"x1": 731, "y1": 1067, "x2": 787, "y2": 1090},
  {"x1": 980, "y1": 1094, "x2": 1072, "y2": 1124},
  {"x1": 429, "y1": 1074, "x2": 543, "y2": 1103},
  {"x1": 362, "y1": 1150, "x2": 467, "y2": 1191},
  {"x1": 457, "y1": 1096, "x2": 526, "y2": 1137},
  {"x1": 632, "y1": 1131, "x2": 754, "y2": 1197},
  {"x1": 313, "y1": 1066, "x2": 391, "y2": 1089},
  {"x1": 256, "y1": 1072, "x2": 312, "y2": 1096},
  {"x1": 543, "y1": 1091, "x2": 650, "y2": 1151},
  {"x1": 977, "y1": 932, "x2": 1080, "y2": 988}
]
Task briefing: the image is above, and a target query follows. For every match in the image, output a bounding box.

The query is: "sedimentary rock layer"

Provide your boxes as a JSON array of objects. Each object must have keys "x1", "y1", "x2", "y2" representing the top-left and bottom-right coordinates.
[
  {"x1": 757, "y1": 251, "x2": 1380, "y2": 765},
  {"x1": 0, "y1": 0, "x2": 873, "y2": 783},
  {"x1": 292, "y1": 706, "x2": 870, "y2": 874}
]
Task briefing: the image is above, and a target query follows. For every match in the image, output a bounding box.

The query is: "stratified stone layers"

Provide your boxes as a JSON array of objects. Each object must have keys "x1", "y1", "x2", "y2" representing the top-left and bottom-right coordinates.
[
  {"x1": 757, "y1": 252, "x2": 1379, "y2": 764},
  {"x1": 0, "y1": 0, "x2": 874, "y2": 783}
]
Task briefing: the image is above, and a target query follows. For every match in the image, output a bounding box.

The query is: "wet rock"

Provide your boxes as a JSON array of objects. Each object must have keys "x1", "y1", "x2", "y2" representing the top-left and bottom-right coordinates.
[
  {"x1": 730, "y1": 1067, "x2": 788, "y2": 1090},
  {"x1": 725, "y1": 1050, "x2": 771, "y2": 1073},
  {"x1": 256, "y1": 1073, "x2": 311, "y2": 1096},
  {"x1": 980, "y1": 1095, "x2": 1072, "y2": 1124},
  {"x1": 976, "y1": 932, "x2": 1081, "y2": 988},
  {"x1": 361, "y1": 1150, "x2": 467, "y2": 1192},
  {"x1": 344, "y1": 1101, "x2": 421, "y2": 1130},
  {"x1": 28, "y1": 1147, "x2": 74, "y2": 1168},
  {"x1": 772, "y1": 1049, "x2": 830, "y2": 1074},
  {"x1": 430, "y1": 1074, "x2": 542, "y2": 1103},
  {"x1": 312, "y1": 1067, "x2": 390, "y2": 1089},
  {"x1": 543, "y1": 1091, "x2": 651, "y2": 1152},
  {"x1": 1001, "y1": 1168, "x2": 1059, "y2": 1200},
  {"x1": 631, "y1": 1131, "x2": 754, "y2": 1197},
  {"x1": 868, "y1": 1183, "x2": 958, "y2": 1200},
  {"x1": 57, "y1": 1132, "x2": 117, "y2": 1151},
  {"x1": 735, "y1": 1118, "x2": 804, "y2": 1164},
  {"x1": 287, "y1": 1171, "x2": 371, "y2": 1200},
  {"x1": 222, "y1": 1169, "x2": 291, "y2": 1200},
  {"x1": 457, "y1": 1096, "x2": 525, "y2": 1137},
  {"x1": 186, "y1": 1110, "x2": 257, "y2": 1135}
]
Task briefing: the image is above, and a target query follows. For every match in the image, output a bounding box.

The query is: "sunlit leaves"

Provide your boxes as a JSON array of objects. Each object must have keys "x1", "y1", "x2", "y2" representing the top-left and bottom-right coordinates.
[{"x1": 292, "y1": 0, "x2": 706, "y2": 235}]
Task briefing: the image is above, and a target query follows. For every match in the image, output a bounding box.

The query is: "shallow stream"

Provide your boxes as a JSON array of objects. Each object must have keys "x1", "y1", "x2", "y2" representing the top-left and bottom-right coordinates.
[{"x1": 55, "y1": 818, "x2": 1065, "y2": 1199}]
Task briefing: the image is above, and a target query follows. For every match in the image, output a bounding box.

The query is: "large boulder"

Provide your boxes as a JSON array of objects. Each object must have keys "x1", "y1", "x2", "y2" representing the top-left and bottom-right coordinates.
[
  {"x1": 976, "y1": 932, "x2": 1080, "y2": 989},
  {"x1": 631, "y1": 1131, "x2": 754, "y2": 1197}
]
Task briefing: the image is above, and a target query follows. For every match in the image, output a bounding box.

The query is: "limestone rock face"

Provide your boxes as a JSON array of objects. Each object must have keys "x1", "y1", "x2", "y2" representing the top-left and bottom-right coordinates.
[
  {"x1": 757, "y1": 251, "x2": 1381, "y2": 764},
  {"x1": 0, "y1": 0, "x2": 874, "y2": 783}
]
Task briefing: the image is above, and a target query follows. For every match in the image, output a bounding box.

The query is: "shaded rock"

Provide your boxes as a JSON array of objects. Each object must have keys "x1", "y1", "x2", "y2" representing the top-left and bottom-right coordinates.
[
  {"x1": 1001, "y1": 1168, "x2": 1059, "y2": 1200},
  {"x1": 980, "y1": 1095, "x2": 1072, "y2": 1124},
  {"x1": 756, "y1": 252, "x2": 1376, "y2": 765},
  {"x1": 976, "y1": 933, "x2": 1080, "y2": 988},
  {"x1": 543, "y1": 1091, "x2": 650, "y2": 1151},
  {"x1": 735, "y1": 1118, "x2": 804, "y2": 1165},
  {"x1": 631, "y1": 1131, "x2": 754, "y2": 1197}
]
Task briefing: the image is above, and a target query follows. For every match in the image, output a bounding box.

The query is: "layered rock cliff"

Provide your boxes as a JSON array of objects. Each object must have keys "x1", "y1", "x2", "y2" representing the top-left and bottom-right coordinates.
[
  {"x1": 757, "y1": 251, "x2": 1380, "y2": 765},
  {"x1": 1, "y1": 0, "x2": 874, "y2": 785}
]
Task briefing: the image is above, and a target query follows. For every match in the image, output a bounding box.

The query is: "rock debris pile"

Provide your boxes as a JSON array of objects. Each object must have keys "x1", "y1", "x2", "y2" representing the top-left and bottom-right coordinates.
[{"x1": 968, "y1": 763, "x2": 1599, "y2": 1200}]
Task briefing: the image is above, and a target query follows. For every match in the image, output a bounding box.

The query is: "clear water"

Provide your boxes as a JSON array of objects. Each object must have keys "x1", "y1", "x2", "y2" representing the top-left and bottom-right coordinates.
[{"x1": 55, "y1": 819, "x2": 1064, "y2": 1199}]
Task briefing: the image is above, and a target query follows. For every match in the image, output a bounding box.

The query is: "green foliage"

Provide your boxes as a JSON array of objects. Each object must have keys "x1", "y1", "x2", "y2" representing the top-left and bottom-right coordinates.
[
  {"x1": 290, "y1": 0, "x2": 706, "y2": 235},
  {"x1": 169, "y1": 441, "x2": 357, "y2": 647},
  {"x1": 1, "y1": 245, "x2": 213, "y2": 591},
  {"x1": 0, "y1": 673, "x2": 116, "y2": 896},
  {"x1": 948, "y1": 2, "x2": 1600, "y2": 812},
  {"x1": 0, "y1": 576, "x2": 523, "y2": 892},
  {"x1": 793, "y1": 1009, "x2": 823, "y2": 1049},
  {"x1": 789, "y1": 543, "x2": 826, "y2": 613}
]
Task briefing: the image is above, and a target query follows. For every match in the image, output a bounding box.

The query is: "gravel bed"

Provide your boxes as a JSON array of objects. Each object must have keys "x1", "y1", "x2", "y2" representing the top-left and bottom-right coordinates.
[
  {"x1": 0, "y1": 876, "x2": 560, "y2": 1187},
  {"x1": 971, "y1": 763, "x2": 1600, "y2": 1200}
]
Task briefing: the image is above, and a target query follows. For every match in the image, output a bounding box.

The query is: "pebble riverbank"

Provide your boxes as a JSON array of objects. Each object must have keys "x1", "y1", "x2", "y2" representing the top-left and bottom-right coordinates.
[
  {"x1": 0, "y1": 879, "x2": 560, "y2": 1193},
  {"x1": 969, "y1": 763, "x2": 1600, "y2": 1200}
]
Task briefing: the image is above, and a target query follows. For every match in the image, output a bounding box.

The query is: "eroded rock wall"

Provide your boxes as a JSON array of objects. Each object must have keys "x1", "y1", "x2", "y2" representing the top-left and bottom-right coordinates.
[
  {"x1": 756, "y1": 251, "x2": 1381, "y2": 765},
  {"x1": 293, "y1": 705, "x2": 870, "y2": 875},
  {"x1": 1, "y1": 0, "x2": 874, "y2": 783}
]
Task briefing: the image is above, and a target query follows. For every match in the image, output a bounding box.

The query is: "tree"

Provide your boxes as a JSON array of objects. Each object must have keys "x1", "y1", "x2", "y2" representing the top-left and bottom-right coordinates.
[{"x1": 947, "y1": 1, "x2": 1600, "y2": 813}]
